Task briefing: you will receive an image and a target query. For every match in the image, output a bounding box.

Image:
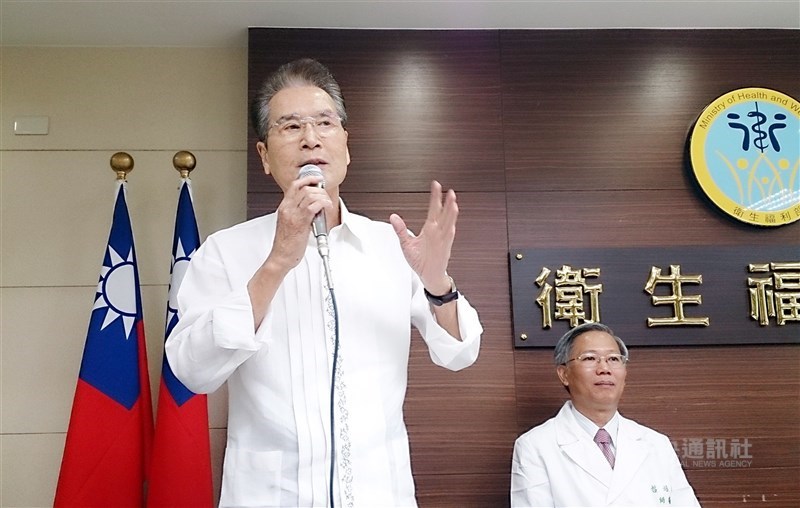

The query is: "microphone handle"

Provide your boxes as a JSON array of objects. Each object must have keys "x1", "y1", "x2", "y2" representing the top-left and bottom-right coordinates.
[
  {"x1": 312, "y1": 211, "x2": 333, "y2": 289},
  {"x1": 312, "y1": 211, "x2": 327, "y2": 240}
]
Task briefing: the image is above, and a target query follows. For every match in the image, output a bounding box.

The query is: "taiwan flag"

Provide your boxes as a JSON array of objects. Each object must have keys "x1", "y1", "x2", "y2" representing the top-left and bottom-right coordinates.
[
  {"x1": 55, "y1": 180, "x2": 154, "y2": 506},
  {"x1": 147, "y1": 178, "x2": 213, "y2": 507}
]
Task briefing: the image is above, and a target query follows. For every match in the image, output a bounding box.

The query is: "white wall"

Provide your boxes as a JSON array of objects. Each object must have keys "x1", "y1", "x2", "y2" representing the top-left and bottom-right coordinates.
[{"x1": 0, "y1": 46, "x2": 248, "y2": 507}]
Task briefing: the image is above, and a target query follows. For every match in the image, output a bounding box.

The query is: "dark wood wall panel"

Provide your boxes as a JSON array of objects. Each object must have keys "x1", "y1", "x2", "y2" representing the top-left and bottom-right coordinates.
[
  {"x1": 248, "y1": 28, "x2": 800, "y2": 507},
  {"x1": 500, "y1": 30, "x2": 800, "y2": 193},
  {"x1": 507, "y1": 190, "x2": 800, "y2": 248},
  {"x1": 414, "y1": 473, "x2": 510, "y2": 507},
  {"x1": 686, "y1": 468, "x2": 800, "y2": 507}
]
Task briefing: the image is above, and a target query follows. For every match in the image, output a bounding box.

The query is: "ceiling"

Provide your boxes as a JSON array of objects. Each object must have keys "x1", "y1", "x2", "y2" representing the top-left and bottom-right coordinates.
[{"x1": 1, "y1": 0, "x2": 798, "y2": 48}]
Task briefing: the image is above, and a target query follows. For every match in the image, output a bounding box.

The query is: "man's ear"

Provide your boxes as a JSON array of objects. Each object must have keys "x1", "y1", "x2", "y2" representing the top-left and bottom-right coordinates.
[
  {"x1": 345, "y1": 130, "x2": 350, "y2": 165},
  {"x1": 556, "y1": 365, "x2": 569, "y2": 388},
  {"x1": 256, "y1": 141, "x2": 271, "y2": 175}
]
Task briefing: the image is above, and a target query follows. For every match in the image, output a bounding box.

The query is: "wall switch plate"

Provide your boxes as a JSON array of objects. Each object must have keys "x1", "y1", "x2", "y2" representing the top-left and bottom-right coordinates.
[{"x1": 14, "y1": 116, "x2": 49, "y2": 135}]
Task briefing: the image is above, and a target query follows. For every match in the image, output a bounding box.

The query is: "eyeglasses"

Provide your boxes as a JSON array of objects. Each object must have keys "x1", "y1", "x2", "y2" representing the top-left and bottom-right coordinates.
[
  {"x1": 564, "y1": 352, "x2": 629, "y2": 369},
  {"x1": 268, "y1": 112, "x2": 343, "y2": 140}
]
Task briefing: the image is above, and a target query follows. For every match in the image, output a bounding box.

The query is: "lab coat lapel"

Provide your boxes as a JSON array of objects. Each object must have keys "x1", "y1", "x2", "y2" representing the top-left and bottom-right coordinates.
[
  {"x1": 555, "y1": 403, "x2": 613, "y2": 488},
  {"x1": 606, "y1": 415, "x2": 649, "y2": 504}
]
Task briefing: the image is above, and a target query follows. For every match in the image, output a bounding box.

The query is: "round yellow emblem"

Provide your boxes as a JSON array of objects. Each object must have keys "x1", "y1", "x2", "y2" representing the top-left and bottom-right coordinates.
[{"x1": 689, "y1": 87, "x2": 799, "y2": 226}]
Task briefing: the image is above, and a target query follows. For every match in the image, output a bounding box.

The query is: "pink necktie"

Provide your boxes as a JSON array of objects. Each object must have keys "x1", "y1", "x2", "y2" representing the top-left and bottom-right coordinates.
[{"x1": 594, "y1": 428, "x2": 615, "y2": 468}]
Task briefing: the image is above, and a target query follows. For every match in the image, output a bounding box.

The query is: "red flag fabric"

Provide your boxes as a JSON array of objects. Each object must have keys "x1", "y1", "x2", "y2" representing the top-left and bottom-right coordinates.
[
  {"x1": 147, "y1": 179, "x2": 213, "y2": 507},
  {"x1": 55, "y1": 180, "x2": 154, "y2": 507}
]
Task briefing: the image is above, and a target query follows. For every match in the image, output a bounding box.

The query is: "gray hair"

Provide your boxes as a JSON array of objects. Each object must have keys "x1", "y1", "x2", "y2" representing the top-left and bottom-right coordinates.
[
  {"x1": 250, "y1": 58, "x2": 348, "y2": 143},
  {"x1": 553, "y1": 322, "x2": 628, "y2": 366}
]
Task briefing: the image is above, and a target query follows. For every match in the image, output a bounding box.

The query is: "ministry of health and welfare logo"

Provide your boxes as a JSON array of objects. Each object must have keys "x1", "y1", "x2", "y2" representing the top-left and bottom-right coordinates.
[{"x1": 689, "y1": 87, "x2": 800, "y2": 226}]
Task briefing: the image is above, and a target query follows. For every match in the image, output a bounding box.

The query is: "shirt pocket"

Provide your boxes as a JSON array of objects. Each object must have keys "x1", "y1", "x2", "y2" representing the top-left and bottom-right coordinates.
[{"x1": 220, "y1": 448, "x2": 282, "y2": 507}]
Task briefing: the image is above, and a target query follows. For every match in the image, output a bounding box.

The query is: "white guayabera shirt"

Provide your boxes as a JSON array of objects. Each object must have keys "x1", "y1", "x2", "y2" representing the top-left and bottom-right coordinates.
[{"x1": 166, "y1": 200, "x2": 483, "y2": 508}]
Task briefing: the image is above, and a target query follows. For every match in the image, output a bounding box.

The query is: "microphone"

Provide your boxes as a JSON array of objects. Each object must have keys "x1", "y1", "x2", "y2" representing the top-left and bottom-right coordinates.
[{"x1": 298, "y1": 164, "x2": 333, "y2": 289}]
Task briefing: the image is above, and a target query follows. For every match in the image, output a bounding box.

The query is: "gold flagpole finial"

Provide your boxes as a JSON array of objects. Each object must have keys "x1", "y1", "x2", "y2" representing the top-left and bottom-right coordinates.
[
  {"x1": 173, "y1": 151, "x2": 196, "y2": 179},
  {"x1": 110, "y1": 152, "x2": 134, "y2": 181}
]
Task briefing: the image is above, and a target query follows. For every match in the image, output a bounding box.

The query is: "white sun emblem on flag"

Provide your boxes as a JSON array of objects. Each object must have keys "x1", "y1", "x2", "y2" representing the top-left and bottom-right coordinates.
[
  {"x1": 166, "y1": 239, "x2": 195, "y2": 325},
  {"x1": 92, "y1": 244, "x2": 138, "y2": 339}
]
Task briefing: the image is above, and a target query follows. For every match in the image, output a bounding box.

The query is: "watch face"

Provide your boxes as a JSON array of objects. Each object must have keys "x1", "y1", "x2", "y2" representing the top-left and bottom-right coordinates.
[{"x1": 688, "y1": 87, "x2": 800, "y2": 226}]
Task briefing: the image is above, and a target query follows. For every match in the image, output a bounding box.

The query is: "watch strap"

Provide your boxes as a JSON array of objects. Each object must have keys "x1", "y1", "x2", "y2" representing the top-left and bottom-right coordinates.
[{"x1": 424, "y1": 276, "x2": 459, "y2": 306}]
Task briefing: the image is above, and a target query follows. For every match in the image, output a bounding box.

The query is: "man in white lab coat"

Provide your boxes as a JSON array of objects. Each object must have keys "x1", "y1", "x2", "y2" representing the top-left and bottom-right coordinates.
[{"x1": 511, "y1": 322, "x2": 700, "y2": 507}]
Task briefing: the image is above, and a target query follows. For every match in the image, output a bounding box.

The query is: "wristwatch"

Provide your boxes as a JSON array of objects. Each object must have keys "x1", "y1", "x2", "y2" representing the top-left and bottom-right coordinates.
[{"x1": 424, "y1": 275, "x2": 459, "y2": 306}]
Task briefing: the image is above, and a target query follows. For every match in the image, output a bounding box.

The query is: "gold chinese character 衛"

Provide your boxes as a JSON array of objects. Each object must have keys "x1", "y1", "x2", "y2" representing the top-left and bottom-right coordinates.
[{"x1": 536, "y1": 265, "x2": 602, "y2": 328}]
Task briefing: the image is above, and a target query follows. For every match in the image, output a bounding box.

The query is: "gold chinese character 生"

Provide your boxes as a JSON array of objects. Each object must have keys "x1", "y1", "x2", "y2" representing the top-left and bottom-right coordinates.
[
  {"x1": 644, "y1": 265, "x2": 710, "y2": 327},
  {"x1": 748, "y1": 262, "x2": 800, "y2": 326},
  {"x1": 535, "y1": 265, "x2": 602, "y2": 328}
]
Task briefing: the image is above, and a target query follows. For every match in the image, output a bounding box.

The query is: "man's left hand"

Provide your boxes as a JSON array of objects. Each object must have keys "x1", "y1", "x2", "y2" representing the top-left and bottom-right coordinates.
[{"x1": 389, "y1": 180, "x2": 458, "y2": 295}]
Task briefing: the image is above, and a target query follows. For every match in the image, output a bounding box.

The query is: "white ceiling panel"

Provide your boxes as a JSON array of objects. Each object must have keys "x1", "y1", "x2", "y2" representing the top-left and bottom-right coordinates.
[{"x1": 1, "y1": 1, "x2": 798, "y2": 48}]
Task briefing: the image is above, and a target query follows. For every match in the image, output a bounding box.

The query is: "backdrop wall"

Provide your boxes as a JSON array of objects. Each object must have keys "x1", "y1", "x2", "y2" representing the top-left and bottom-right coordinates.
[
  {"x1": 2, "y1": 29, "x2": 795, "y2": 508},
  {"x1": 0, "y1": 46, "x2": 247, "y2": 506},
  {"x1": 247, "y1": 28, "x2": 800, "y2": 507}
]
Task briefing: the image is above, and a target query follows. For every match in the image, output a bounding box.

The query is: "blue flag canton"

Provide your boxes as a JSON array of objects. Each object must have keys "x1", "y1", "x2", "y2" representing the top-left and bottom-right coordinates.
[
  {"x1": 163, "y1": 181, "x2": 202, "y2": 406},
  {"x1": 80, "y1": 184, "x2": 143, "y2": 410}
]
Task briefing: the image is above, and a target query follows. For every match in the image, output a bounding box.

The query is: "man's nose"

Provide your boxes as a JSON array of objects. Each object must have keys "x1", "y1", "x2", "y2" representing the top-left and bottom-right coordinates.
[
  {"x1": 596, "y1": 358, "x2": 613, "y2": 372},
  {"x1": 300, "y1": 123, "x2": 322, "y2": 147}
]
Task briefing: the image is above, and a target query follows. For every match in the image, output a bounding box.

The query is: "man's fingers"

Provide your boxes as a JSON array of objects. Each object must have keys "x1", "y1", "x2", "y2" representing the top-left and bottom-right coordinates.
[
  {"x1": 389, "y1": 213, "x2": 409, "y2": 239},
  {"x1": 427, "y1": 180, "x2": 444, "y2": 220},
  {"x1": 438, "y1": 188, "x2": 459, "y2": 231}
]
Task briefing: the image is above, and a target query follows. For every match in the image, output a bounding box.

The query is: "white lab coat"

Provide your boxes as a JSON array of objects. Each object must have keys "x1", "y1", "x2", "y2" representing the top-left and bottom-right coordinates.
[{"x1": 511, "y1": 401, "x2": 700, "y2": 507}]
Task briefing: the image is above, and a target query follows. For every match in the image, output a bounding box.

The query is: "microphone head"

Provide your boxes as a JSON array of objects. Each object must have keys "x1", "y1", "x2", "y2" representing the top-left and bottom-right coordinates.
[{"x1": 298, "y1": 164, "x2": 325, "y2": 188}]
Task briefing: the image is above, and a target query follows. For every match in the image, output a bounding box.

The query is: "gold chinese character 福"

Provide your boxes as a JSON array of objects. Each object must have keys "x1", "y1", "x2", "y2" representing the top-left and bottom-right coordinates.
[{"x1": 748, "y1": 262, "x2": 800, "y2": 326}]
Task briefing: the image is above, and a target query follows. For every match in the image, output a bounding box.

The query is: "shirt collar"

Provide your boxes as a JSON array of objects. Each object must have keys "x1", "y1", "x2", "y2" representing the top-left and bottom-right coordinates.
[
  {"x1": 335, "y1": 198, "x2": 369, "y2": 249},
  {"x1": 568, "y1": 400, "x2": 620, "y2": 445}
]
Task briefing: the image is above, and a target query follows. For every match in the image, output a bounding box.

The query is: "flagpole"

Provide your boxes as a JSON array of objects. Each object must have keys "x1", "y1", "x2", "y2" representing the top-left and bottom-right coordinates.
[{"x1": 111, "y1": 151, "x2": 134, "y2": 180}]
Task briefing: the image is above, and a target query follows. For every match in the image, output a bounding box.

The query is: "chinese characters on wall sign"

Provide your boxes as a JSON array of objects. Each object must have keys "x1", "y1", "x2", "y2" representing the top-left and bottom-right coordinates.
[
  {"x1": 510, "y1": 246, "x2": 799, "y2": 347},
  {"x1": 748, "y1": 262, "x2": 800, "y2": 325},
  {"x1": 644, "y1": 265, "x2": 709, "y2": 327},
  {"x1": 535, "y1": 265, "x2": 601, "y2": 328}
]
